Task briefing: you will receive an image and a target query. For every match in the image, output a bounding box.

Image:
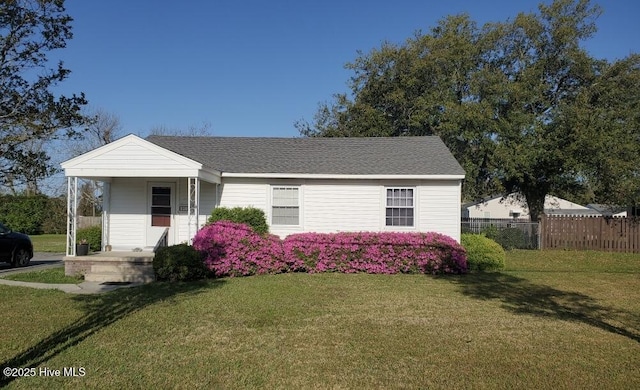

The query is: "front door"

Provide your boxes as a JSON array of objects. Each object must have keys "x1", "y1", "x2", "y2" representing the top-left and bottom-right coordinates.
[{"x1": 147, "y1": 182, "x2": 175, "y2": 248}]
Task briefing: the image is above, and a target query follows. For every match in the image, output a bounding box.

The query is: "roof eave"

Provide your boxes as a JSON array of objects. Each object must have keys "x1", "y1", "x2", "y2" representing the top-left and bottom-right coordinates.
[{"x1": 221, "y1": 172, "x2": 465, "y2": 180}]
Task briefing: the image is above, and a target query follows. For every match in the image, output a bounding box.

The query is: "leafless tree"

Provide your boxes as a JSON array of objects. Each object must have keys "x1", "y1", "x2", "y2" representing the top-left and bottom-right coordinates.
[
  {"x1": 148, "y1": 121, "x2": 213, "y2": 137},
  {"x1": 69, "y1": 107, "x2": 124, "y2": 157}
]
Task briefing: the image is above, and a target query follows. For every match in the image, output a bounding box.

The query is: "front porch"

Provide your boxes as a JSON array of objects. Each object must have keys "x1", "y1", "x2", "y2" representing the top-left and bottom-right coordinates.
[
  {"x1": 60, "y1": 134, "x2": 222, "y2": 284},
  {"x1": 64, "y1": 251, "x2": 156, "y2": 283},
  {"x1": 64, "y1": 176, "x2": 214, "y2": 255},
  {"x1": 62, "y1": 174, "x2": 215, "y2": 284}
]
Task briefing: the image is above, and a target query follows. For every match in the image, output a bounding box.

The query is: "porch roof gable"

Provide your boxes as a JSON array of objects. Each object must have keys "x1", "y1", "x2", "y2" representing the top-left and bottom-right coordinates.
[{"x1": 61, "y1": 134, "x2": 220, "y2": 181}]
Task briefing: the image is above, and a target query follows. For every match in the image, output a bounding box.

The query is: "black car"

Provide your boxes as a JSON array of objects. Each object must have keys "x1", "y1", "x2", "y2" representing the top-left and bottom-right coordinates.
[{"x1": 0, "y1": 222, "x2": 33, "y2": 267}]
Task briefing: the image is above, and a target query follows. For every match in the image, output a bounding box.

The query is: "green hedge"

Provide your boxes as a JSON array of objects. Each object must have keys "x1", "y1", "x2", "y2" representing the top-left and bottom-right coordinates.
[
  {"x1": 77, "y1": 226, "x2": 102, "y2": 252},
  {"x1": 0, "y1": 195, "x2": 68, "y2": 235},
  {"x1": 153, "y1": 244, "x2": 207, "y2": 282},
  {"x1": 41, "y1": 196, "x2": 67, "y2": 234},
  {"x1": 208, "y1": 206, "x2": 269, "y2": 234},
  {"x1": 0, "y1": 194, "x2": 48, "y2": 234},
  {"x1": 461, "y1": 233, "x2": 505, "y2": 271}
]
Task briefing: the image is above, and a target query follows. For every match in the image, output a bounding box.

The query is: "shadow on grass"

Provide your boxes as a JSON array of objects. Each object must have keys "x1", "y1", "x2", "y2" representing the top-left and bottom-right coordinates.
[
  {"x1": 449, "y1": 272, "x2": 640, "y2": 343},
  {"x1": 0, "y1": 279, "x2": 223, "y2": 387}
]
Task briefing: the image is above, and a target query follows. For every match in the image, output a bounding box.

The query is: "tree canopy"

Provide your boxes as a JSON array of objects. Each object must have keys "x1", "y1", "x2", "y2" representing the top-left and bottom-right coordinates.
[
  {"x1": 0, "y1": 0, "x2": 87, "y2": 194},
  {"x1": 297, "y1": 0, "x2": 640, "y2": 220}
]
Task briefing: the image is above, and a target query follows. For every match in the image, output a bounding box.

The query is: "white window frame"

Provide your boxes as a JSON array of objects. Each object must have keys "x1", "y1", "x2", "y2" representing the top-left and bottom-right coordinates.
[
  {"x1": 385, "y1": 187, "x2": 415, "y2": 227},
  {"x1": 271, "y1": 186, "x2": 300, "y2": 226}
]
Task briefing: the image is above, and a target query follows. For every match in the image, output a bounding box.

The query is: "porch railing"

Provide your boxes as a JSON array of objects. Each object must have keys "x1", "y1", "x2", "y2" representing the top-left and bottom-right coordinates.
[{"x1": 153, "y1": 228, "x2": 169, "y2": 253}]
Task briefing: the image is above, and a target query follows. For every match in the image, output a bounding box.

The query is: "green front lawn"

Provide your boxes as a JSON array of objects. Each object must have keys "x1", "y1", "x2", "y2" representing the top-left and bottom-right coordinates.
[
  {"x1": 1, "y1": 250, "x2": 638, "y2": 389},
  {"x1": 29, "y1": 234, "x2": 66, "y2": 253},
  {"x1": 1, "y1": 267, "x2": 82, "y2": 284}
]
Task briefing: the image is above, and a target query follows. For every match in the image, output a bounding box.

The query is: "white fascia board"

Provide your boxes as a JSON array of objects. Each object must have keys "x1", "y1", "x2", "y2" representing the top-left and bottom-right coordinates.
[
  {"x1": 199, "y1": 169, "x2": 222, "y2": 184},
  {"x1": 221, "y1": 172, "x2": 466, "y2": 180},
  {"x1": 64, "y1": 167, "x2": 221, "y2": 183},
  {"x1": 63, "y1": 177, "x2": 113, "y2": 183},
  {"x1": 64, "y1": 168, "x2": 203, "y2": 178}
]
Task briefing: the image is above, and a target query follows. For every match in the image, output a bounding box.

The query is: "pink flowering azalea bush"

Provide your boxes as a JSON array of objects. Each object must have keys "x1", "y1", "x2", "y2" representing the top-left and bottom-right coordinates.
[
  {"x1": 192, "y1": 221, "x2": 287, "y2": 277},
  {"x1": 193, "y1": 221, "x2": 467, "y2": 277},
  {"x1": 283, "y1": 232, "x2": 467, "y2": 275}
]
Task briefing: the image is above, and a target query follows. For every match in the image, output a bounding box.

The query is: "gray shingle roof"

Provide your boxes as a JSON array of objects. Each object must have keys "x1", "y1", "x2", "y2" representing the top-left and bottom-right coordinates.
[{"x1": 146, "y1": 135, "x2": 465, "y2": 176}]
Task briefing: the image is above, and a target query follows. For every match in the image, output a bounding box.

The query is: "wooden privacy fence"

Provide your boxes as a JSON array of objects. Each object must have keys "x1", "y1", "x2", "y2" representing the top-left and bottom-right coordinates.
[
  {"x1": 540, "y1": 215, "x2": 640, "y2": 253},
  {"x1": 78, "y1": 216, "x2": 102, "y2": 229}
]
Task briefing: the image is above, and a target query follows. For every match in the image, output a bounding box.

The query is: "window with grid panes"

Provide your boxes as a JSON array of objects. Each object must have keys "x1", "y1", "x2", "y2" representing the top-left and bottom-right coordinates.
[
  {"x1": 272, "y1": 187, "x2": 299, "y2": 225},
  {"x1": 385, "y1": 188, "x2": 414, "y2": 227},
  {"x1": 151, "y1": 186, "x2": 172, "y2": 227}
]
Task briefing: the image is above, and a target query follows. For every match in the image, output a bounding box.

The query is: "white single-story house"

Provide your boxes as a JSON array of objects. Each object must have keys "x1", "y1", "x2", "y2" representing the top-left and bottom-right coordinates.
[
  {"x1": 462, "y1": 193, "x2": 595, "y2": 220},
  {"x1": 61, "y1": 134, "x2": 466, "y2": 257}
]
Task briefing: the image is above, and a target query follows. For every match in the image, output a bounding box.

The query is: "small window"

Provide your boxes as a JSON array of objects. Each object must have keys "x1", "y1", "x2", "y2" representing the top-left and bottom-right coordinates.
[
  {"x1": 272, "y1": 187, "x2": 299, "y2": 225},
  {"x1": 386, "y1": 188, "x2": 414, "y2": 227},
  {"x1": 151, "y1": 187, "x2": 171, "y2": 227}
]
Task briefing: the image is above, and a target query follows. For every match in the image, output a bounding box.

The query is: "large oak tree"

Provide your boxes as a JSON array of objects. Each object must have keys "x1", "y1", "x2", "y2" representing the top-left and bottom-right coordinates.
[{"x1": 297, "y1": 0, "x2": 639, "y2": 220}]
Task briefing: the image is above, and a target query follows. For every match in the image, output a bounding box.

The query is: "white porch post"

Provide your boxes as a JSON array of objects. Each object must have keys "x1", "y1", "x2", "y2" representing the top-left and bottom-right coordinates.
[
  {"x1": 102, "y1": 181, "x2": 110, "y2": 250},
  {"x1": 187, "y1": 177, "x2": 200, "y2": 244},
  {"x1": 66, "y1": 176, "x2": 78, "y2": 256}
]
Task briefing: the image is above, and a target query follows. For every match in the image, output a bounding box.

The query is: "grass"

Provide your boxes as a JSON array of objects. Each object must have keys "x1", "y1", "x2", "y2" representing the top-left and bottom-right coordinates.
[
  {"x1": 30, "y1": 234, "x2": 66, "y2": 253},
  {"x1": 1, "y1": 250, "x2": 638, "y2": 389},
  {"x1": 507, "y1": 248, "x2": 640, "y2": 273},
  {"x1": 1, "y1": 267, "x2": 82, "y2": 284}
]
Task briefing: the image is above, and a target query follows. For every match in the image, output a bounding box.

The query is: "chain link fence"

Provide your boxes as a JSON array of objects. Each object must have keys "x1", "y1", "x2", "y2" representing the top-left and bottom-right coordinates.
[{"x1": 462, "y1": 218, "x2": 540, "y2": 250}]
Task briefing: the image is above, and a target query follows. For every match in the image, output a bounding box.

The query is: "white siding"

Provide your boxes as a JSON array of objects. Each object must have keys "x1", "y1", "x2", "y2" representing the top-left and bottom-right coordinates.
[
  {"x1": 303, "y1": 181, "x2": 381, "y2": 233},
  {"x1": 108, "y1": 178, "x2": 146, "y2": 250},
  {"x1": 71, "y1": 143, "x2": 200, "y2": 176},
  {"x1": 199, "y1": 181, "x2": 217, "y2": 224},
  {"x1": 105, "y1": 177, "x2": 463, "y2": 247},
  {"x1": 80, "y1": 143, "x2": 169, "y2": 169},
  {"x1": 464, "y1": 196, "x2": 525, "y2": 219},
  {"x1": 62, "y1": 135, "x2": 204, "y2": 178},
  {"x1": 419, "y1": 180, "x2": 462, "y2": 241},
  {"x1": 464, "y1": 193, "x2": 590, "y2": 219},
  {"x1": 219, "y1": 178, "x2": 269, "y2": 209},
  {"x1": 215, "y1": 178, "x2": 462, "y2": 241}
]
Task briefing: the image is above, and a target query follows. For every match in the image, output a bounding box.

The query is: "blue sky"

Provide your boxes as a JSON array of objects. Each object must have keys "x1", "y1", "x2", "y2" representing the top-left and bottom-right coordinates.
[{"x1": 55, "y1": 0, "x2": 639, "y2": 138}]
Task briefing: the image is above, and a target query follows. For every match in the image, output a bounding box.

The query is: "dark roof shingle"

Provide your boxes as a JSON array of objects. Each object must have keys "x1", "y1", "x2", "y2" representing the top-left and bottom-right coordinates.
[{"x1": 146, "y1": 135, "x2": 465, "y2": 176}]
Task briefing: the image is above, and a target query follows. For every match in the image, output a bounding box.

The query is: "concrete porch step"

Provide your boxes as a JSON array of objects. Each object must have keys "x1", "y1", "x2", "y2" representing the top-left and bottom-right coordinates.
[
  {"x1": 85, "y1": 263, "x2": 155, "y2": 283},
  {"x1": 90, "y1": 263, "x2": 154, "y2": 274},
  {"x1": 87, "y1": 253, "x2": 155, "y2": 264},
  {"x1": 84, "y1": 272, "x2": 156, "y2": 283},
  {"x1": 66, "y1": 251, "x2": 157, "y2": 284}
]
